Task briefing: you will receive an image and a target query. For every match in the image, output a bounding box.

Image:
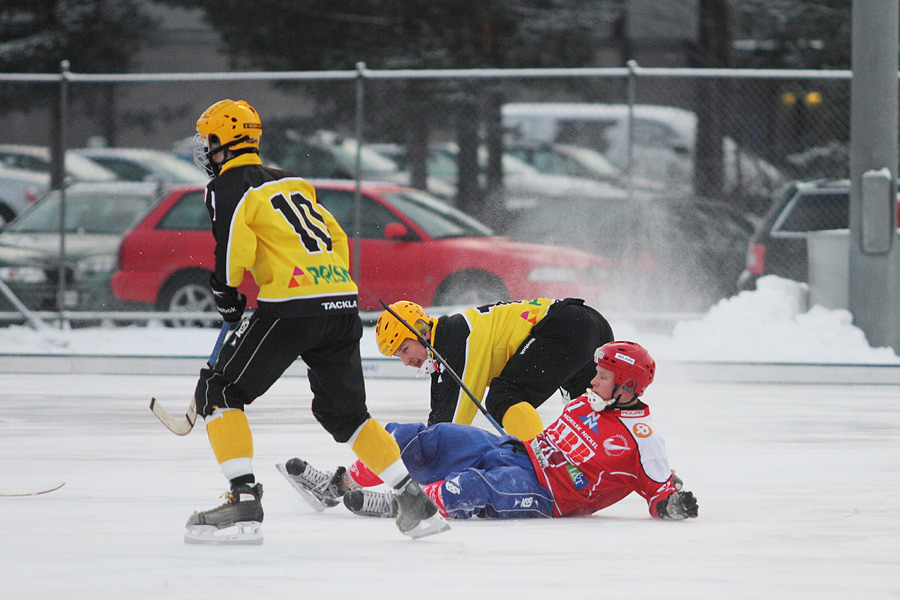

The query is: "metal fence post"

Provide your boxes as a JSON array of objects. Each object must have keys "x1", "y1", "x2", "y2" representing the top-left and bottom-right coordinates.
[
  {"x1": 352, "y1": 61, "x2": 366, "y2": 286},
  {"x1": 57, "y1": 60, "x2": 71, "y2": 329}
]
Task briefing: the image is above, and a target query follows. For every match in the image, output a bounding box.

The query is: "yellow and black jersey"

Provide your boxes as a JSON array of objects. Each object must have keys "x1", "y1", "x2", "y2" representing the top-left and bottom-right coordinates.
[
  {"x1": 428, "y1": 298, "x2": 557, "y2": 425},
  {"x1": 205, "y1": 154, "x2": 358, "y2": 317}
]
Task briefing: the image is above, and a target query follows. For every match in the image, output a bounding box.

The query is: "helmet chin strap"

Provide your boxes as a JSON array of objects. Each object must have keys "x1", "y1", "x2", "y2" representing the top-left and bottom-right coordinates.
[
  {"x1": 586, "y1": 387, "x2": 618, "y2": 411},
  {"x1": 415, "y1": 350, "x2": 439, "y2": 378},
  {"x1": 586, "y1": 384, "x2": 637, "y2": 411}
]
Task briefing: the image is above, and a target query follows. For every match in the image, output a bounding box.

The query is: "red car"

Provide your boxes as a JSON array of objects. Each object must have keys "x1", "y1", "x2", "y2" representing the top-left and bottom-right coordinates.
[{"x1": 111, "y1": 180, "x2": 618, "y2": 319}]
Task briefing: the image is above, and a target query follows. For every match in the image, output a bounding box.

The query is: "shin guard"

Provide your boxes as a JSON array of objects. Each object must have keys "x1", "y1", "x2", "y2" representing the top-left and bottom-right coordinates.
[{"x1": 206, "y1": 408, "x2": 254, "y2": 480}]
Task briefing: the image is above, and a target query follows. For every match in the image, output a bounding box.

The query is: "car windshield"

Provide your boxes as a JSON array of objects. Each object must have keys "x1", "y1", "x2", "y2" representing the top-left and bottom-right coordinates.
[
  {"x1": 89, "y1": 152, "x2": 208, "y2": 184},
  {"x1": 379, "y1": 190, "x2": 494, "y2": 239},
  {"x1": 329, "y1": 138, "x2": 401, "y2": 177},
  {"x1": 65, "y1": 153, "x2": 119, "y2": 181},
  {"x1": 562, "y1": 145, "x2": 621, "y2": 178},
  {"x1": 8, "y1": 191, "x2": 156, "y2": 234}
]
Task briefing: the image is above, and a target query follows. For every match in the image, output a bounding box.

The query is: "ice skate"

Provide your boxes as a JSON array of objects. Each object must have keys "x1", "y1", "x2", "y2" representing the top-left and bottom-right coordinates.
[
  {"x1": 393, "y1": 478, "x2": 450, "y2": 540},
  {"x1": 184, "y1": 483, "x2": 264, "y2": 545},
  {"x1": 343, "y1": 489, "x2": 398, "y2": 518},
  {"x1": 276, "y1": 458, "x2": 348, "y2": 512}
]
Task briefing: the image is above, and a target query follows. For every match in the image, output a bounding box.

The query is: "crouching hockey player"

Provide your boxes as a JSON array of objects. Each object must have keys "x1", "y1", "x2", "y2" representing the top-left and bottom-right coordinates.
[{"x1": 279, "y1": 341, "x2": 699, "y2": 522}]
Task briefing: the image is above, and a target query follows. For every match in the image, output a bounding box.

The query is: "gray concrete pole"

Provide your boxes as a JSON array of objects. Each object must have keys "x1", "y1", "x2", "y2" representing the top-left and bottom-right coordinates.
[{"x1": 849, "y1": 1, "x2": 899, "y2": 351}]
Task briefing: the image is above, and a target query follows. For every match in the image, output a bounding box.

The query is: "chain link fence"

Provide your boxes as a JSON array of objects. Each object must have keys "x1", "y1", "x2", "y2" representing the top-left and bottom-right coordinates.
[{"x1": 0, "y1": 63, "x2": 854, "y2": 326}]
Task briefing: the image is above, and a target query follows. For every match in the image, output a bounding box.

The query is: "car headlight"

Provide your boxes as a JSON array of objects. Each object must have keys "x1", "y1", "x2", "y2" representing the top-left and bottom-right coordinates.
[
  {"x1": 0, "y1": 266, "x2": 48, "y2": 284},
  {"x1": 74, "y1": 254, "x2": 117, "y2": 280},
  {"x1": 527, "y1": 266, "x2": 579, "y2": 283}
]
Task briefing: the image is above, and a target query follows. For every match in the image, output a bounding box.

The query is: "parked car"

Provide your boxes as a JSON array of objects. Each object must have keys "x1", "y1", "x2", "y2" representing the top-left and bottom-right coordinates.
[
  {"x1": 737, "y1": 179, "x2": 900, "y2": 291},
  {"x1": 504, "y1": 195, "x2": 755, "y2": 311},
  {"x1": 0, "y1": 144, "x2": 119, "y2": 227},
  {"x1": 502, "y1": 103, "x2": 786, "y2": 199},
  {"x1": 73, "y1": 147, "x2": 209, "y2": 185},
  {"x1": 0, "y1": 165, "x2": 46, "y2": 227},
  {"x1": 504, "y1": 140, "x2": 666, "y2": 192},
  {"x1": 262, "y1": 130, "x2": 456, "y2": 199},
  {"x1": 426, "y1": 142, "x2": 631, "y2": 211},
  {"x1": 111, "y1": 180, "x2": 619, "y2": 320},
  {"x1": 0, "y1": 181, "x2": 167, "y2": 312}
]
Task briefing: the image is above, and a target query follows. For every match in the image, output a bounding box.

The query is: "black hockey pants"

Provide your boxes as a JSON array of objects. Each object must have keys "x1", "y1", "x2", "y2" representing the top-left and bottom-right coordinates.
[
  {"x1": 484, "y1": 299, "x2": 614, "y2": 422},
  {"x1": 194, "y1": 312, "x2": 371, "y2": 442}
]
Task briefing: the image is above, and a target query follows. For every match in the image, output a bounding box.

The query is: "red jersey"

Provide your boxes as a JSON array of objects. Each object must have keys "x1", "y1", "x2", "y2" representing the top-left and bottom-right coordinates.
[{"x1": 526, "y1": 397, "x2": 677, "y2": 518}]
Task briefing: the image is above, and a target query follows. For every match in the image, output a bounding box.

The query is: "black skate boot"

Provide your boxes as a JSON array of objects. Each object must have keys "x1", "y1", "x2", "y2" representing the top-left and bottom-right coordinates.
[
  {"x1": 343, "y1": 489, "x2": 398, "y2": 518},
  {"x1": 392, "y1": 477, "x2": 450, "y2": 540},
  {"x1": 276, "y1": 458, "x2": 348, "y2": 511},
  {"x1": 184, "y1": 483, "x2": 263, "y2": 545}
]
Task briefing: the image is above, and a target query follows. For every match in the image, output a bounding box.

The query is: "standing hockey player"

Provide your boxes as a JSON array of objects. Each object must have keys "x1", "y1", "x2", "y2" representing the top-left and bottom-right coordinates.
[
  {"x1": 282, "y1": 341, "x2": 698, "y2": 522},
  {"x1": 183, "y1": 99, "x2": 448, "y2": 543},
  {"x1": 375, "y1": 298, "x2": 614, "y2": 440}
]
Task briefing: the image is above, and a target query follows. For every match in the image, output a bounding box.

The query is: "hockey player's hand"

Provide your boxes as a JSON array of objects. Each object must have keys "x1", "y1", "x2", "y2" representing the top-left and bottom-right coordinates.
[
  {"x1": 658, "y1": 491, "x2": 699, "y2": 520},
  {"x1": 209, "y1": 273, "x2": 246, "y2": 323}
]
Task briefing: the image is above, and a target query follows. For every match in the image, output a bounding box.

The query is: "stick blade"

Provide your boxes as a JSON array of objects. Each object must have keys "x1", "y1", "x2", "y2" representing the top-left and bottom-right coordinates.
[{"x1": 150, "y1": 397, "x2": 196, "y2": 436}]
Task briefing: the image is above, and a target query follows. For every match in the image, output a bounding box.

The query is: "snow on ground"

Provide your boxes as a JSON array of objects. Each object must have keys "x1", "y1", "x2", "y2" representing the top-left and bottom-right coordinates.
[
  {"x1": 2, "y1": 371, "x2": 899, "y2": 599},
  {"x1": 2, "y1": 275, "x2": 899, "y2": 598},
  {"x1": 1, "y1": 276, "x2": 899, "y2": 363}
]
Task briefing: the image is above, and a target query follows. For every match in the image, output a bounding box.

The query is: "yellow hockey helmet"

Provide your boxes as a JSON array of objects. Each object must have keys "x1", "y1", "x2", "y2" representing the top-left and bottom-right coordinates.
[
  {"x1": 375, "y1": 301, "x2": 432, "y2": 356},
  {"x1": 194, "y1": 99, "x2": 262, "y2": 175}
]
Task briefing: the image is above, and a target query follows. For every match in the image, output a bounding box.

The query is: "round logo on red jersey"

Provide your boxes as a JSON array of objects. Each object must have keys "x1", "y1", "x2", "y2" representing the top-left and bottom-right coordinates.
[
  {"x1": 602, "y1": 434, "x2": 630, "y2": 457},
  {"x1": 632, "y1": 423, "x2": 653, "y2": 438}
]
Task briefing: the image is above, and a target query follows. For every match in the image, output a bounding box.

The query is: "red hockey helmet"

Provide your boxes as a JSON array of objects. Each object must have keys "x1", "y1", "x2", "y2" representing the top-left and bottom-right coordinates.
[{"x1": 594, "y1": 341, "x2": 656, "y2": 398}]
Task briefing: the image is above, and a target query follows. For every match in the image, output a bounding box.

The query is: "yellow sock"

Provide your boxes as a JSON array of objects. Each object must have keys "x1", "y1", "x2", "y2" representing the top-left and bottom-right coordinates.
[
  {"x1": 349, "y1": 419, "x2": 406, "y2": 488},
  {"x1": 206, "y1": 408, "x2": 253, "y2": 480},
  {"x1": 502, "y1": 402, "x2": 544, "y2": 441}
]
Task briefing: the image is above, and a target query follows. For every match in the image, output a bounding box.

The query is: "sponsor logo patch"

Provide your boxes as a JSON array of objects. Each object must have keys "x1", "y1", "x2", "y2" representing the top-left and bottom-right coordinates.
[
  {"x1": 515, "y1": 496, "x2": 535, "y2": 508},
  {"x1": 602, "y1": 434, "x2": 630, "y2": 457},
  {"x1": 444, "y1": 477, "x2": 461, "y2": 495},
  {"x1": 579, "y1": 413, "x2": 600, "y2": 434},
  {"x1": 566, "y1": 464, "x2": 589, "y2": 489},
  {"x1": 322, "y1": 299, "x2": 357, "y2": 310},
  {"x1": 632, "y1": 423, "x2": 653, "y2": 438}
]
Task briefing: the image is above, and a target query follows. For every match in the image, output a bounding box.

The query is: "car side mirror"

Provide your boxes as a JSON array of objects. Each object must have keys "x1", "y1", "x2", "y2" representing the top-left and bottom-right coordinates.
[{"x1": 384, "y1": 222, "x2": 409, "y2": 240}]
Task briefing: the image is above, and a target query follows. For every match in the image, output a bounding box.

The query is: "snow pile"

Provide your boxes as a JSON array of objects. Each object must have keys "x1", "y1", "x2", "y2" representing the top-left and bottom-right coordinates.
[{"x1": 664, "y1": 276, "x2": 900, "y2": 363}]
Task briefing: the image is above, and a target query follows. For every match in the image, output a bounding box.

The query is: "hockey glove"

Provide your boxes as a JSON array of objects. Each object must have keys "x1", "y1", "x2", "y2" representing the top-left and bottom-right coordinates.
[
  {"x1": 209, "y1": 273, "x2": 246, "y2": 323},
  {"x1": 657, "y1": 491, "x2": 699, "y2": 520}
]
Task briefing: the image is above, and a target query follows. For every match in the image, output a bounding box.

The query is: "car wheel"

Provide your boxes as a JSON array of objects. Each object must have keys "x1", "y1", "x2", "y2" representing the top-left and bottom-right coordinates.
[
  {"x1": 433, "y1": 270, "x2": 510, "y2": 307},
  {"x1": 157, "y1": 270, "x2": 218, "y2": 328}
]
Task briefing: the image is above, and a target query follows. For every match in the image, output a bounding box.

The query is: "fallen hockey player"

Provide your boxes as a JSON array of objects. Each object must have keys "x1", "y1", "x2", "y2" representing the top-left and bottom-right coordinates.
[
  {"x1": 279, "y1": 341, "x2": 699, "y2": 522},
  {"x1": 375, "y1": 298, "x2": 614, "y2": 440}
]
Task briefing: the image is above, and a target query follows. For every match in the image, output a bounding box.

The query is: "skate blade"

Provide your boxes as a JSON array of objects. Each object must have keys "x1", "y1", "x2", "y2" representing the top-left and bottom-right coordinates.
[
  {"x1": 184, "y1": 521, "x2": 263, "y2": 545},
  {"x1": 401, "y1": 513, "x2": 451, "y2": 540},
  {"x1": 275, "y1": 462, "x2": 337, "y2": 512}
]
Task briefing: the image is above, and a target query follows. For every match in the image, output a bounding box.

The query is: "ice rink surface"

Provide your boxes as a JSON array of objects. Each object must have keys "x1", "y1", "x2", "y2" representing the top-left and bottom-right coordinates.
[{"x1": 2, "y1": 369, "x2": 899, "y2": 599}]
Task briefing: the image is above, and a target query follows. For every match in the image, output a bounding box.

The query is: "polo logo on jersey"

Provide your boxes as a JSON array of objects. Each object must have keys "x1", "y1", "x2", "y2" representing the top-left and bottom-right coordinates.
[
  {"x1": 566, "y1": 464, "x2": 589, "y2": 490},
  {"x1": 602, "y1": 434, "x2": 630, "y2": 457},
  {"x1": 632, "y1": 423, "x2": 653, "y2": 438},
  {"x1": 305, "y1": 264, "x2": 351, "y2": 285},
  {"x1": 288, "y1": 267, "x2": 313, "y2": 288},
  {"x1": 579, "y1": 413, "x2": 600, "y2": 434}
]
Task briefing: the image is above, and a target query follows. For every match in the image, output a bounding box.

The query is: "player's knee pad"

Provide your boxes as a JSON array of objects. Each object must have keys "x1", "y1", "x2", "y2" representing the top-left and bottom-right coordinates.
[
  {"x1": 502, "y1": 402, "x2": 544, "y2": 441},
  {"x1": 206, "y1": 407, "x2": 253, "y2": 465}
]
